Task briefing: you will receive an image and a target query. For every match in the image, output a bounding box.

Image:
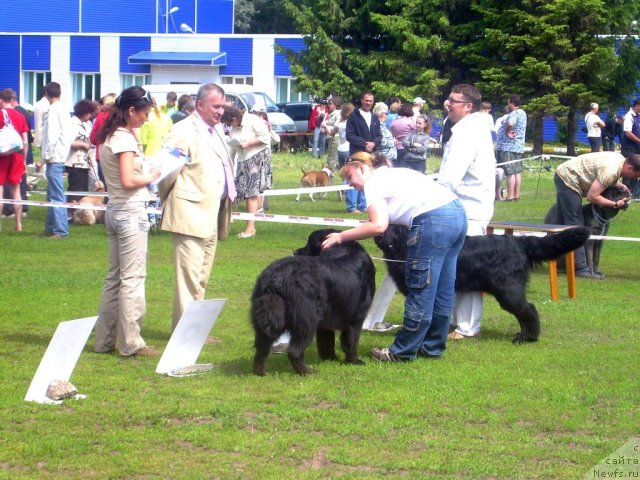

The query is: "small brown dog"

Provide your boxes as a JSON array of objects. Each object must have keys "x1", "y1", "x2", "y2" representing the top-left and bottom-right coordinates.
[
  {"x1": 295, "y1": 166, "x2": 334, "y2": 202},
  {"x1": 72, "y1": 183, "x2": 106, "y2": 225}
]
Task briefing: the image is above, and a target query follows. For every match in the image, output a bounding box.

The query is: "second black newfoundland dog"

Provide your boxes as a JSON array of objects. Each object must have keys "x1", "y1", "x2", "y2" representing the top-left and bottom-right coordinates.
[
  {"x1": 374, "y1": 225, "x2": 589, "y2": 343},
  {"x1": 251, "y1": 229, "x2": 376, "y2": 375}
]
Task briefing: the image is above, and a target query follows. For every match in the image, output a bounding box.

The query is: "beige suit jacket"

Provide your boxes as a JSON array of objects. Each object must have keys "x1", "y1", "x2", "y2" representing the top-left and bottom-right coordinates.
[{"x1": 159, "y1": 114, "x2": 228, "y2": 239}]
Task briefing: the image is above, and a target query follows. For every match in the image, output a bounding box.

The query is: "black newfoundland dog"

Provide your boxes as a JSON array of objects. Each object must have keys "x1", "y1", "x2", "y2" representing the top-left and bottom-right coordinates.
[
  {"x1": 251, "y1": 229, "x2": 376, "y2": 375},
  {"x1": 544, "y1": 186, "x2": 629, "y2": 278},
  {"x1": 374, "y1": 225, "x2": 589, "y2": 343}
]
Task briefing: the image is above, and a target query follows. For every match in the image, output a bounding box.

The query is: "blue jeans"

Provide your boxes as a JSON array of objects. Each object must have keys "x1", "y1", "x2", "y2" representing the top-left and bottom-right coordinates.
[
  {"x1": 45, "y1": 162, "x2": 69, "y2": 237},
  {"x1": 389, "y1": 200, "x2": 468, "y2": 360},
  {"x1": 312, "y1": 127, "x2": 326, "y2": 157},
  {"x1": 345, "y1": 183, "x2": 366, "y2": 212}
]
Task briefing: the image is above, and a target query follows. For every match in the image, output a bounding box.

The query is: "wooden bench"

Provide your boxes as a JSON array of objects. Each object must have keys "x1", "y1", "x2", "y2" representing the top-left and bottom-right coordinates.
[{"x1": 486, "y1": 221, "x2": 577, "y2": 301}]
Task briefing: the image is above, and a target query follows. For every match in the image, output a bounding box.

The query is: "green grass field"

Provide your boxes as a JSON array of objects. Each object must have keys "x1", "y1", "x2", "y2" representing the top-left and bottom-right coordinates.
[{"x1": 0, "y1": 152, "x2": 638, "y2": 479}]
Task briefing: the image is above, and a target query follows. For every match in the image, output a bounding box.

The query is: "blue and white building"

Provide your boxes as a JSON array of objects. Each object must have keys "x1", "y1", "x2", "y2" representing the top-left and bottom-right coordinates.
[{"x1": 0, "y1": 0, "x2": 308, "y2": 107}]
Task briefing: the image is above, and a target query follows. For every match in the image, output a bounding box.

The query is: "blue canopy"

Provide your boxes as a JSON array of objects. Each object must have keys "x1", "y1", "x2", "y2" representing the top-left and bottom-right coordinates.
[{"x1": 128, "y1": 51, "x2": 227, "y2": 66}]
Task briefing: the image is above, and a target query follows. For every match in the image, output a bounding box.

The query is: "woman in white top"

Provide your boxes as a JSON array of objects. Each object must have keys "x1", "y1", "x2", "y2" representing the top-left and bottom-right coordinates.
[
  {"x1": 222, "y1": 106, "x2": 272, "y2": 238},
  {"x1": 93, "y1": 86, "x2": 161, "y2": 357},
  {"x1": 322, "y1": 151, "x2": 468, "y2": 362}
]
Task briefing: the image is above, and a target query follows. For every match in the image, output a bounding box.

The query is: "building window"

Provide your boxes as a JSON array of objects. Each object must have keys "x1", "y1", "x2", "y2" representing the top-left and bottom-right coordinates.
[
  {"x1": 122, "y1": 74, "x2": 153, "y2": 89},
  {"x1": 220, "y1": 76, "x2": 253, "y2": 86},
  {"x1": 72, "y1": 73, "x2": 101, "y2": 103},
  {"x1": 22, "y1": 71, "x2": 52, "y2": 105},
  {"x1": 275, "y1": 77, "x2": 309, "y2": 103}
]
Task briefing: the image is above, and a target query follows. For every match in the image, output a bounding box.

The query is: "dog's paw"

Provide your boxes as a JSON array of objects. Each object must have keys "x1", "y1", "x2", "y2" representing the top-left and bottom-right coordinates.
[
  {"x1": 345, "y1": 358, "x2": 365, "y2": 366},
  {"x1": 512, "y1": 334, "x2": 538, "y2": 344},
  {"x1": 295, "y1": 366, "x2": 316, "y2": 375}
]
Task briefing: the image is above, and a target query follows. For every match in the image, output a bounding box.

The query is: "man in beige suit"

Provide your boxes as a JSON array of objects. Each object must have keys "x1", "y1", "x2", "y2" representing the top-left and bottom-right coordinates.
[{"x1": 159, "y1": 83, "x2": 236, "y2": 329}]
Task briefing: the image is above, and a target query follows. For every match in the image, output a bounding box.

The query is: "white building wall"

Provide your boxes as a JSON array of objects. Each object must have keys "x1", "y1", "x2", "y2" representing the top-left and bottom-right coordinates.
[
  {"x1": 151, "y1": 35, "x2": 220, "y2": 52},
  {"x1": 100, "y1": 36, "x2": 120, "y2": 96},
  {"x1": 149, "y1": 35, "x2": 221, "y2": 85},
  {"x1": 50, "y1": 36, "x2": 73, "y2": 110},
  {"x1": 252, "y1": 36, "x2": 277, "y2": 98},
  {"x1": 150, "y1": 66, "x2": 219, "y2": 85}
]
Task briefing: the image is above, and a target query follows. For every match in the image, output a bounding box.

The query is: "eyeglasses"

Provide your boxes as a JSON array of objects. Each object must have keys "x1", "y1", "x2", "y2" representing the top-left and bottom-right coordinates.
[{"x1": 447, "y1": 96, "x2": 470, "y2": 104}]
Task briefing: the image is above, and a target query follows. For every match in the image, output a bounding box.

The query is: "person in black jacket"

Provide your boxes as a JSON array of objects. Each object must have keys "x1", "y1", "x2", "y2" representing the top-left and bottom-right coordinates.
[
  {"x1": 602, "y1": 113, "x2": 623, "y2": 152},
  {"x1": 346, "y1": 91, "x2": 382, "y2": 155}
]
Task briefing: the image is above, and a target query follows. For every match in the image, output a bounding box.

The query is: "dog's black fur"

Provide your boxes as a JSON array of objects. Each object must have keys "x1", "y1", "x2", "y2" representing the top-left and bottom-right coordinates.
[
  {"x1": 544, "y1": 186, "x2": 628, "y2": 276},
  {"x1": 374, "y1": 225, "x2": 590, "y2": 343},
  {"x1": 251, "y1": 229, "x2": 376, "y2": 375}
]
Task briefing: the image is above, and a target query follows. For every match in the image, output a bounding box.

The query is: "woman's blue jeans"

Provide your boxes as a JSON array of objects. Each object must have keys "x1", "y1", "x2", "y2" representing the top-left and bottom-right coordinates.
[{"x1": 389, "y1": 200, "x2": 468, "y2": 360}]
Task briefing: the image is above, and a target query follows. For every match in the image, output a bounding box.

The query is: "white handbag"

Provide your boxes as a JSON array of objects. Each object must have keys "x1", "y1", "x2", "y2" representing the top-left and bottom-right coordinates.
[{"x1": 0, "y1": 109, "x2": 23, "y2": 157}]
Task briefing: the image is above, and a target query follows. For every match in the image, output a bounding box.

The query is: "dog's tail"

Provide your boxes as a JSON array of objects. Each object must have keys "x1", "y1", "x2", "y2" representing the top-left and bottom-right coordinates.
[
  {"x1": 300, "y1": 167, "x2": 307, "y2": 175},
  {"x1": 251, "y1": 294, "x2": 287, "y2": 340},
  {"x1": 519, "y1": 226, "x2": 590, "y2": 265}
]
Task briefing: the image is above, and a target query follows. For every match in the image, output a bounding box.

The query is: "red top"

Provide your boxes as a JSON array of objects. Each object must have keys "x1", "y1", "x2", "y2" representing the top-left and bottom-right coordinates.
[{"x1": 90, "y1": 110, "x2": 110, "y2": 161}]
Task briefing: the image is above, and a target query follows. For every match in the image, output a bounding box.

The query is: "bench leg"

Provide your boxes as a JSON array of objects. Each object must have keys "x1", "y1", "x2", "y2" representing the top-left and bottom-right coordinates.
[
  {"x1": 566, "y1": 251, "x2": 577, "y2": 299},
  {"x1": 548, "y1": 259, "x2": 559, "y2": 302}
]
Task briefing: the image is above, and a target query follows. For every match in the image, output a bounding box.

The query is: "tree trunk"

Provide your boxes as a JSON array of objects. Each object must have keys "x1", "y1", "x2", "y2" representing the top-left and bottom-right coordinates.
[
  {"x1": 533, "y1": 112, "x2": 544, "y2": 155},
  {"x1": 566, "y1": 109, "x2": 577, "y2": 156}
]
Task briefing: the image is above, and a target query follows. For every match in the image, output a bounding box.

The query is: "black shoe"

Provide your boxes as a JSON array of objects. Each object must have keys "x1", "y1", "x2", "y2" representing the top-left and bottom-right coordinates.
[{"x1": 576, "y1": 269, "x2": 602, "y2": 280}]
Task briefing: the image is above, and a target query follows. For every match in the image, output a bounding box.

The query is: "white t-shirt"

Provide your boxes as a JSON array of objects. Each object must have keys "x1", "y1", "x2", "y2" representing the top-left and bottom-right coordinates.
[
  {"x1": 336, "y1": 119, "x2": 349, "y2": 152},
  {"x1": 585, "y1": 112, "x2": 602, "y2": 138},
  {"x1": 364, "y1": 166, "x2": 457, "y2": 227},
  {"x1": 360, "y1": 109, "x2": 372, "y2": 129}
]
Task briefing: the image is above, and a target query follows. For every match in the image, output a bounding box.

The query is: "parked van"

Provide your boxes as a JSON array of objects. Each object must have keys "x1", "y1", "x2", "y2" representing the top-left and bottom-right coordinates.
[{"x1": 142, "y1": 84, "x2": 296, "y2": 134}]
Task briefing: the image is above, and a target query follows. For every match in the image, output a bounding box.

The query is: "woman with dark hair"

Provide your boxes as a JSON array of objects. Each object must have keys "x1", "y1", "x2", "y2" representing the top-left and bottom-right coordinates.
[
  {"x1": 221, "y1": 105, "x2": 272, "y2": 238},
  {"x1": 323, "y1": 151, "x2": 467, "y2": 362},
  {"x1": 389, "y1": 103, "x2": 416, "y2": 169},
  {"x1": 65, "y1": 99, "x2": 98, "y2": 212},
  {"x1": 93, "y1": 86, "x2": 161, "y2": 357}
]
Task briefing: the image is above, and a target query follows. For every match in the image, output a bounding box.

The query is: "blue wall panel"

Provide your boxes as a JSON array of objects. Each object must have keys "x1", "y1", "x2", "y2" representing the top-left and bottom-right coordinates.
[
  {"x1": 0, "y1": 36, "x2": 21, "y2": 94},
  {"x1": 274, "y1": 38, "x2": 305, "y2": 76},
  {"x1": 197, "y1": 0, "x2": 234, "y2": 34},
  {"x1": 2, "y1": 0, "x2": 233, "y2": 33},
  {"x1": 83, "y1": 0, "x2": 156, "y2": 33},
  {"x1": 219, "y1": 38, "x2": 252, "y2": 76},
  {"x1": 2, "y1": 0, "x2": 78, "y2": 32},
  {"x1": 70, "y1": 36, "x2": 100, "y2": 72},
  {"x1": 22, "y1": 36, "x2": 51, "y2": 71},
  {"x1": 164, "y1": 1, "x2": 196, "y2": 34},
  {"x1": 120, "y1": 37, "x2": 151, "y2": 74}
]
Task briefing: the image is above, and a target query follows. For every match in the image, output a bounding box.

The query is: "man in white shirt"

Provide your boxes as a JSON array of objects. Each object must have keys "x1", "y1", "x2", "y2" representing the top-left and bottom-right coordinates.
[
  {"x1": 585, "y1": 102, "x2": 605, "y2": 152},
  {"x1": 33, "y1": 93, "x2": 50, "y2": 149},
  {"x1": 438, "y1": 84, "x2": 496, "y2": 339},
  {"x1": 40, "y1": 82, "x2": 72, "y2": 238}
]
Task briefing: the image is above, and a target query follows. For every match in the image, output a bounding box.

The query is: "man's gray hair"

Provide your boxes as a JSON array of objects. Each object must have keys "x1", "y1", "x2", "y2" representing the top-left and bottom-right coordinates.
[{"x1": 197, "y1": 83, "x2": 225, "y2": 102}]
